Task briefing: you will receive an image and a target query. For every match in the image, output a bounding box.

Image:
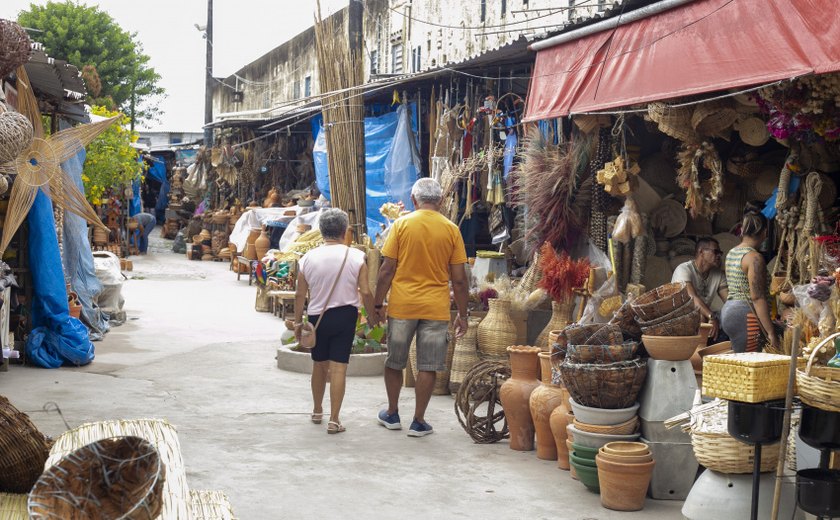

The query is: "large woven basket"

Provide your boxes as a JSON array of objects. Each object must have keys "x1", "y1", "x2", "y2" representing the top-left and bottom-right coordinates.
[
  {"x1": 0, "y1": 396, "x2": 51, "y2": 494},
  {"x1": 563, "y1": 323, "x2": 623, "y2": 347},
  {"x1": 449, "y1": 317, "x2": 482, "y2": 394},
  {"x1": 47, "y1": 419, "x2": 190, "y2": 520},
  {"x1": 797, "y1": 333, "x2": 840, "y2": 412},
  {"x1": 631, "y1": 282, "x2": 690, "y2": 322},
  {"x1": 0, "y1": 492, "x2": 27, "y2": 520},
  {"x1": 29, "y1": 436, "x2": 164, "y2": 520},
  {"x1": 648, "y1": 102, "x2": 699, "y2": 142},
  {"x1": 565, "y1": 342, "x2": 640, "y2": 364},
  {"x1": 691, "y1": 100, "x2": 738, "y2": 137},
  {"x1": 477, "y1": 299, "x2": 517, "y2": 362},
  {"x1": 610, "y1": 299, "x2": 642, "y2": 339},
  {"x1": 189, "y1": 490, "x2": 237, "y2": 520},
  {"x1": 703, "y1": 352, "x2": 790, "y2": 403},
  {"x1": 640, "y1": 308, "x2": 701, "y2": 337},
  {"x1": 689, "y1": 401, "x2": 779, "y2": 473},
  {"x1": 559, "y1": 358, "x2": 648, "y2": 409},
  {"x1": 636, "y1": 298, "x2": 694, "y2": 326}
]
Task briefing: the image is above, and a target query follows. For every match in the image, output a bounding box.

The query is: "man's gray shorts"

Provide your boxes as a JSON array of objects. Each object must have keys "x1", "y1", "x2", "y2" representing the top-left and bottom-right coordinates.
[{"x1": 386, "y1": 318, "x2": 449, "y2": 372}]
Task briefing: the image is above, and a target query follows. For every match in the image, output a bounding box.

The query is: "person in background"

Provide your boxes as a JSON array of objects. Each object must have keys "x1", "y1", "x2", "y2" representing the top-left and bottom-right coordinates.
[
  {"x1": 373, "y1": 178, "x2": 469, "y2": 437},
  {"x1": 671, "y1": 237, "x2": 728, "y2": 340},
  {"x1": 133, "y1": 212, "x2": 156, "y2": 254},
  {"x1": 721, "y1": 203, "x2": 778, "y2": 353},
  {"x1": 288, "y1": 208, "x2": 376, "y2": 434}
]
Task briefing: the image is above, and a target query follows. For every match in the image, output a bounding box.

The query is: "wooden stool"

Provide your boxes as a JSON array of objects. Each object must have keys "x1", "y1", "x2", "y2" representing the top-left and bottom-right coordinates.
[{"x1": 267, "y1": 290, "x2": 296, "y2": 319}]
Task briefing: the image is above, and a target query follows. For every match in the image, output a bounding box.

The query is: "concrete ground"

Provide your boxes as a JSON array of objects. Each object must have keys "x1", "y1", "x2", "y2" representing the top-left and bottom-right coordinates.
[{"x1": 1, "y1": 233, "x2": 685, "y2": 519}]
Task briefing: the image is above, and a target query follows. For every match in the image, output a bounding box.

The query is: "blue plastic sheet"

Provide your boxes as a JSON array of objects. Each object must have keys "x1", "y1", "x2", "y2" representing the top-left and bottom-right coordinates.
[
  {"x1": 60, "y1": 149, "x2": 109, "y2": 341},
  {"x1": 26, "y1": 189, "x2": 95, "y2": 367},
  {"x1": 314, "y1": 103, "x2": 420, "y2": 232}
]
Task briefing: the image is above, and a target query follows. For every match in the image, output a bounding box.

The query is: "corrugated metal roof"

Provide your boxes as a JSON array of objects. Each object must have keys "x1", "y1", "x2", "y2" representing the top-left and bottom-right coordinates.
[{"x1": 23, "y1": 43, "x2": 88, "y2": 121}]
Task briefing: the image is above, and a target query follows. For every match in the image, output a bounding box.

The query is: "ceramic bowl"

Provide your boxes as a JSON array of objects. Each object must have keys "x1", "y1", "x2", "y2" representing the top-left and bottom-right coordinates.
[
  {"x1": 573, "y1": 415, "x2": 639, "y2": 435},
  {"x1": 570, "y1": 459, "x2": 600, "y2": 493},
  {"x1": 569, "y1": 451, "x2": 597, "y2": 468},
  {"x1": 568, "y1": 397, "x2": 639, "y2": 425},
  {"x1": 598, "y1": 446, "x2": 652, "y2": 464},
  {"x1": 571, "y1": 442, "x2": 599, "y2": 460},
  {"x1": 641, "y1": 335, "x2": 703, "y2": 361},
  {"x1": 602, "y1": 441, "x2": 651, "y2": 457},
  {"x1": 566, "y1": 424, "x2": 641, "y2": 449}
]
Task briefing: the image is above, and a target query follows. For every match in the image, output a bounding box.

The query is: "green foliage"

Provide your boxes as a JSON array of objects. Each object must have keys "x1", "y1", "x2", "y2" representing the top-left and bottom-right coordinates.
[
  {"x1": 82, "y1": 106, "x2": 144, "y2": 204},
  {"x1": 18, "y1": 1, "x2": 165, "y2": 127}
]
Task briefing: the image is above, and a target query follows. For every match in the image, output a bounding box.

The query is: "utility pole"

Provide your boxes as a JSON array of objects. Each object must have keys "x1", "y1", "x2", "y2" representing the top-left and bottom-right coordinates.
[{"x1": 204, "y1": 0, "x2": 214, "y2": 147}]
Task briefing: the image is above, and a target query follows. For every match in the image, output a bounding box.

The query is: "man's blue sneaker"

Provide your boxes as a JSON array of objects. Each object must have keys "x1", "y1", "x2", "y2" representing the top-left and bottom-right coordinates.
[
  {"x1": 377, "y1": 409, "x2": 402, "y2": 430},
  {"x1": 407, "y1": 419, "x2": 434, "y2": 437}
]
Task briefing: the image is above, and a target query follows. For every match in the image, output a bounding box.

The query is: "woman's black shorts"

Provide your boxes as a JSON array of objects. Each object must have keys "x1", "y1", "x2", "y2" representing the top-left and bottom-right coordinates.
[{"x1": 308, "y1": 305, "x2": 359, "y2": 364}]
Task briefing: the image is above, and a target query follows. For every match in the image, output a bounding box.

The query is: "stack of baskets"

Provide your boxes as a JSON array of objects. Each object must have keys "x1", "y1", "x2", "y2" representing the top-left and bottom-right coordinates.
[
  {"x1": 796, "y1": 333, "x2": 840, "y2": 413},
  {"x1": 632, "y1": 283, "x2": 702, "y2": 361}
]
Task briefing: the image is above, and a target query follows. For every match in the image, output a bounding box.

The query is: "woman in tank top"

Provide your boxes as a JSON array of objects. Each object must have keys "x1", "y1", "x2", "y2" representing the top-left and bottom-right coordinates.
[
  {"x1": 288, "y1": 209, "x2": 376, "y2": 434},
  {"x1": 720, "y1": 203, "x2": 779, "y2": 353}
]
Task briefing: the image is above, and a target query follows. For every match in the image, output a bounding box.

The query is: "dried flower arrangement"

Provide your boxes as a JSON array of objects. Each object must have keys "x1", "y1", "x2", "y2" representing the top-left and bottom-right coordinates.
[
  {"x1": 676, "y1": 141, "x2": 723, "y2": 218},
  {"x1": 537, "y1": 242, "x2": 591, "y2": 302},
  {"x1": 511, "y1": 130, "x2": 593, "y2": 252},
  {"x1": 756, "y1": 72, "x2": 840, "y2": 141}
]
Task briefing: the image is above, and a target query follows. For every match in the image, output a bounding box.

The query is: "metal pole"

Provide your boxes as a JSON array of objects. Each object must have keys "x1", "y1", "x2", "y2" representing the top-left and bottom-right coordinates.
[
  {"x1": 770, "y1": 325, "x2": 800, "y2": 520},
  {"x1": 751, "y1": 442, "x2": 761, "y2": 520},
  {"x1": 204, "y1": 0, "x2": 214, "y2": 147}
]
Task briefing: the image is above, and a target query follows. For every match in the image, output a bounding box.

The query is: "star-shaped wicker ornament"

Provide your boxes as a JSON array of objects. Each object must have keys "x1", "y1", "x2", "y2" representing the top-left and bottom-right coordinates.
[{"x1": 0, "y1": 66, "x2": 115, "y2": 254}]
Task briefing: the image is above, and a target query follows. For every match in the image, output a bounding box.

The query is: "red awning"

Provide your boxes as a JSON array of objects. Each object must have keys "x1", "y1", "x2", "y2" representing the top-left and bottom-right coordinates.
[{"x1": 524, "y1": 0, "x2": 840, "y2": 121}]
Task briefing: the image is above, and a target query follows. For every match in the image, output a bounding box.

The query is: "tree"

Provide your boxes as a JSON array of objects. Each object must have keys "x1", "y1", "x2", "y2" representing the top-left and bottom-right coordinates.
[
  {"x1": 81, "y1": 105, "x2": 145, "y2": 205},
  {"x1": 18, "y1": 1, "x2": 165, "y2": 128}
]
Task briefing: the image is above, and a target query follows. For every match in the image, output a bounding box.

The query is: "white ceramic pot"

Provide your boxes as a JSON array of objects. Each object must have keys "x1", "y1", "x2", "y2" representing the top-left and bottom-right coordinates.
[
  {"x1": 569, "y1": 397, "x2": 640, "y2": 425},
  {"x1": 566, "y1": 424, "x2": 640, "y2": 449}
]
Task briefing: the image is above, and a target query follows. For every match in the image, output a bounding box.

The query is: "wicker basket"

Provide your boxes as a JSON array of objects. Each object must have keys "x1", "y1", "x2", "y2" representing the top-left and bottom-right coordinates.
[
  {"x1": 797, "y1": 333, "x2": 840, "y2": 412},
  {"x1": 565, "y1": 342, "x2": 640, "y2": 364},
  {"x1": 610, "y1": 299, "x2": 642, "y2": 339},
  {"x1": 477, "y1": 299, "x2": 517, "y2": 362},
  {"x1": 703, "y1": 352, "x2": 791, "y2": 403},
  {"x1": 563, "y1": 323, "x2": 623, "y2": 347},
  {"x1": 689, "y1": 401, "x2": 779, "y2": 473},
  {"x1": 648, "y1": 102, "x2": 699, "y2": 142},
  {"x1": 691, "y1": 100, "x2": 738, "y2": 137},
  {"x1": 0, "y1": 396, "x2": 51, "y2": 494},
  {"x1": 726, "y1": 158, "x2": 763, "y2": 179},
  {"x1": 29, "y1": 436, "x2": 164, "y2": 520},
  {"x1": 0, "y1": 492, "x2": 27, "y2": 520},
  {"x1": 636, "y1": 298, "x2": 695, "y2": 327},
  {"x1": 559, "y1": 358, "x2": 648, "y2": 409},
  {"x1": 640, "y1": 309, "x2": 701, "y2": 337},
  {"x1": 573, "y1": 415, "x2": 639, "y2": 435},
  {"x1": 189, "y1": 490, "x2": 237, "y2": 520},
  {"x1": 631, "y1": 282, "x2": 690, "y2": 322},
  {"x1": 47, "y1": 419, "x2": 191, "y2": 520},
  {"x1": 450, "y1": 318, "x2": 482, "y2": 393}
]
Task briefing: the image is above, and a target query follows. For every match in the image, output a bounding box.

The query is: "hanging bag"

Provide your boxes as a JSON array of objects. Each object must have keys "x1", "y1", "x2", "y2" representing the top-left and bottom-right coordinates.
[{"x1": 298, "y1": 247, "x2": 349, "y2": 350}]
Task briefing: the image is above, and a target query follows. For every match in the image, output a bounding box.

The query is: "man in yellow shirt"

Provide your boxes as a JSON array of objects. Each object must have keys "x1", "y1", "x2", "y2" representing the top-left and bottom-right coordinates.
[{"x1": 374, "y1": 178, "x2": 469, "y2": 437}]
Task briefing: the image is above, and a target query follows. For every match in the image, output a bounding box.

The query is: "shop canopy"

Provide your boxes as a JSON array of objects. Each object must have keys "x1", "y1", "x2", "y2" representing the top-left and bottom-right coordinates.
[{"x1": 524, "y1": 0, "x2": 840, "y2": 121}]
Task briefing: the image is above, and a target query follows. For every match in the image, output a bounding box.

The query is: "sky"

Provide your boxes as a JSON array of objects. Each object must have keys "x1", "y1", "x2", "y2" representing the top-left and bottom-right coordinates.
[{"x1": 2, "y1": 0, "x2": 347, "y2": 132}]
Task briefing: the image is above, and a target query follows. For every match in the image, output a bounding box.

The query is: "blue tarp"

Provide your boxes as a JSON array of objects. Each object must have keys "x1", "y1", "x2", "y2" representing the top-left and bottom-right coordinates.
[
  {"x1": 60, "y1": 149, "x2": 109, "y2": 341},
  {"x1": 26, "y1": 189, "x2": 95, "y2": 367},
  {"x1": 314, "y1": 103, "x2": 421, "y2": 232}
]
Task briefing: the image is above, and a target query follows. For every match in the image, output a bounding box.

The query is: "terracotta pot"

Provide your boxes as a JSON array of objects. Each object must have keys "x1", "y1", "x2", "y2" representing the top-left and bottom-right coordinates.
[
  {"x1": 68, "y1": 292, "x2": 82, "y2": 319},
  {"x1": 536, "y1": 299, "x2": 574, "y2": 351},
  {"x1": 246, "y1": 227, "x2": 261, "y2": 244},
  {"x1": 602, "y1": 441, "x2": 650, "y2": 457},
  {"x1": 596, "y1": 448, "x2": 652, "y2": 465},
  {"x1": 92, "y1": 227, "x2": 109, "y2": 245},
  {"x1": 551, "y1": 398, "x2": 572, "y2": 470},
  {"x1": 243, "y1": 242, "x2": 257, "y2": 261},
  {"x1": 595, "y1": 454, "x2": 655, "y2": 511},
  {"x1": 641, "y1": 334, "x2": 703, "y2": 361},
  {"x1": 530, "y1": 353, "x2": 568, "y2": 461},
  {"x1": 565, "y1": 439, "x2": 578, "y2": 479},
  {"x1": 499, "y1": 346, "x2": 541, "y2": 451},
  {"x1": 255, "y1": 229, "x2": 270, "y2": 259}
]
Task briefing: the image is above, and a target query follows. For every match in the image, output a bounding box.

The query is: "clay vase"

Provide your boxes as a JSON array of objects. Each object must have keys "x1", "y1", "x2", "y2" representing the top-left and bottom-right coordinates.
[
  {"x1": 477, "y1": 299, "x2": 518, "y2": 361},
  {"x1": 244, "y1": 228, "x2": 261, "y2": 260},
  {"x1": 530, "y1": 352, "x2": 568, "y2": 461},
  {"x1": 499, "y1": 346, "x2": 541, "y2": 451},
  {"x1": 255, "y1": 229, "x2": 270, "y2": 259},
  {"x1": 595, "y1": 455, "x2": 655, "y2": 511},
  {"x1": 536, "y1": 299, "x2": 575, "y2": 351},
  {"x1": 550, "y1": 387, "x2": 572, "y2": 470}
]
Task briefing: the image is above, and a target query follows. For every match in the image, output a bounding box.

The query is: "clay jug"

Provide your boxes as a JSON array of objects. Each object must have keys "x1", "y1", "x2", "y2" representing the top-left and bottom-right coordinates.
[
  {"x1": 477, "y1": 299, "x2": 518, "y2": 361},
  {"x1": 595, "y1": 455, "x2": 655, "y2": 511},
  {"x1": 529, "y1": 352, "x2": 568, "y2": 461},
  {"x1": 549, "y1": 389, "x2": 572, "y2": 470},
  {"x1": 499, "y1": 345, "x2": 541, "y2": 451},
  {"x1": 536, "y1": 298, "x2": 575, "y2": 351},
  {"x1": 255, "y1": 229, "x2": 270, "y2": 259}
]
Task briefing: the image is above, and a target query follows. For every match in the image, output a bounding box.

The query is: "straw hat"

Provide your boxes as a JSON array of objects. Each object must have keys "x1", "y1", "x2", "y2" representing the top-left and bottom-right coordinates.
[
  {"x1": 648, "y1": 102, "x2": 699, "y2": 142},
  {"x1": 691, "y1": 100, "x2": 739, "y2": 138},
  {"x1": 650, "y1": 198, "x2": 687, "y2": 238},
  {"x1": 643, "y1": 255, "x2": 674, "y2": 289},
  {"x1": 736, "y1": 117, "x2": 770, "y2": 147},
  {"x1": 748, "y1": 166, "x2": 780, "y2": 201},
  {"x1": 574, "y1": 115, "x2": 611, "y2": 134}
]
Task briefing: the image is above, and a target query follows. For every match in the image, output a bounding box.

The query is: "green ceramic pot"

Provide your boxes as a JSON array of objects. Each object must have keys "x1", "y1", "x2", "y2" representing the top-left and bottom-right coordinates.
[
  {"x1": 570, "y1": 451, "x2": 597, "y2": 468},
  {"x1": 570, "y1": 459, "x2": 600, "y2": 493},
  {"x1": 572, "y1": 442, "x2": 599, "y2": 460}
]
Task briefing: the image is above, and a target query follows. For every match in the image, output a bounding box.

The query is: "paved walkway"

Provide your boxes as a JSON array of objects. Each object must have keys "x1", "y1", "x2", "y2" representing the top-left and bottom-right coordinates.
[{"x1": 2, "y1": 232, "x2": 684, "y2": 519}]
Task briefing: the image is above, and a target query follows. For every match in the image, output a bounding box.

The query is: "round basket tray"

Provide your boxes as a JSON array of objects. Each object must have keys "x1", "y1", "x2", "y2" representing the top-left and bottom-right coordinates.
[
  {"x1": 636, "y1": 298, "x2": 695, "y2": 327},
  {"x1": 563, "y1": 323, "x2": 624, "y2": 347},
  {"x1": 0, "y1": 396, "x2": 51, "y2": 493},
  {"x1": 690, "y1": 401, "x2": 779, "y2": 473},
  {"x1": 797, "y1": 333, "x2": 840, "y2": 413},
  {"x1": 565, "y1": 342, "x2": 640, "y2": 364},
  {"x1": 559, "y1": 358, "x2": 648, "y2": 409},
  {"x1": 29, "y1": 436, "x2": 165, "y2": 519},
  {"x1": 631, "y1": 282, "x2": 690, "y2": 322},
  {"x1": 640, "y1": 309, "x2": 701, "y2": 337}
]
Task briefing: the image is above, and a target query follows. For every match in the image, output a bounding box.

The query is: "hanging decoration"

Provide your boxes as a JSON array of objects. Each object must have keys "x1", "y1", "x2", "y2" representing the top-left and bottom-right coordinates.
[
  {"x1": 676, "y1": 141, "x2": 724, "y2": 218},
  {"x1": 756, "y1": 72, "x2": 840, "y2": 142},
  {"x1": 596, "y1": 155, "x2": 640, "y2": 197}
]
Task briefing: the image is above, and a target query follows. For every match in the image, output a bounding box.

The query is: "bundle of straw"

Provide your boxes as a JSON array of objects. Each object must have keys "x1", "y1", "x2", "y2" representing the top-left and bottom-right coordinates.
[{"x1": 314, "y1": 1, "x2": 366, "y2": 238}]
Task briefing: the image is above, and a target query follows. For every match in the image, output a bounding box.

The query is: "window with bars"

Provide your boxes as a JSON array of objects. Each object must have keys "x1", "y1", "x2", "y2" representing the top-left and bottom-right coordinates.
[
  {"x1": 304, "y1": 76, "x2": 311, "y2": 98},
  {"x1": 293, "y1": 80, "x2": 300, "y2": 100},
  {"x1": 481, "y1": 0, "x2": 487, "y2": 22},
  {"x1": 370, "y1": 49, "x2": 379, "y2": 75},
  {"x1": 391, "y1": 43, "x2": 403, "y2": 73},
  {"x1": 411, "y1": 46, "x2": 422, "y2": 72}
]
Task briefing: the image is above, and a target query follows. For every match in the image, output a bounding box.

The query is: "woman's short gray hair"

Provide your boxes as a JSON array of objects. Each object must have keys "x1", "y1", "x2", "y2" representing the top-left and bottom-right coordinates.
[
  {"x1": 318, "y1": 208, "x2": 349, "y2": 240},
  {"x1": 411, "y1": 178, "x2": 443, "y2": 205}
]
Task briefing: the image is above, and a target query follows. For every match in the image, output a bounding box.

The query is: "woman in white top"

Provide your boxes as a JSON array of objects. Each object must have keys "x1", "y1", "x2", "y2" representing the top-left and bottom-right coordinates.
[{"x1": 290, "y1": 209, "x2": 375, "y2": 434}]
